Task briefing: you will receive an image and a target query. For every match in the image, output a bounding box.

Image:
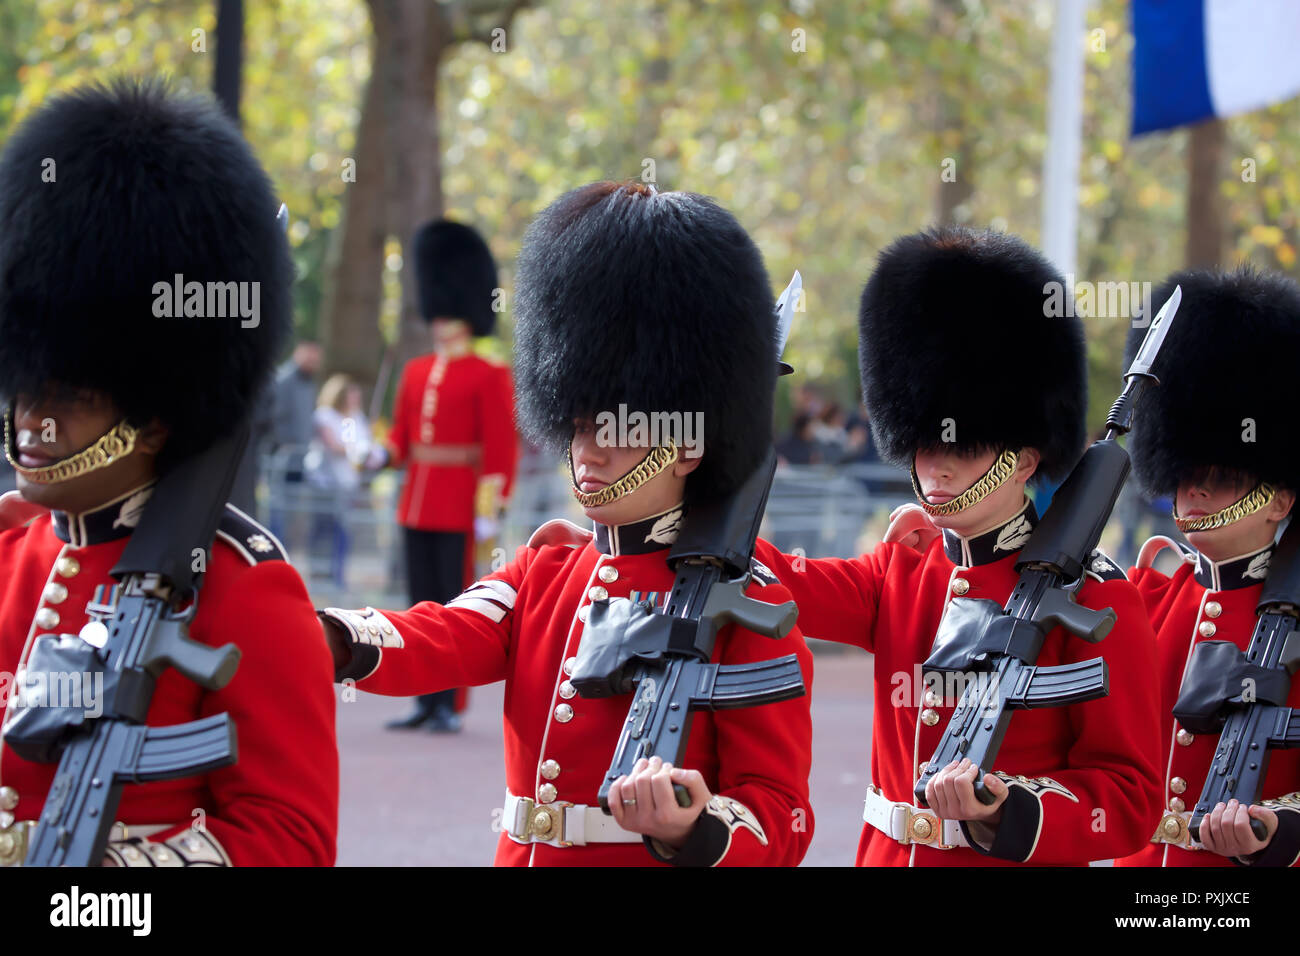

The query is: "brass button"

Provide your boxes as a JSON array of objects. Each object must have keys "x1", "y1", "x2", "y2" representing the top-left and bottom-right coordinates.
[
  {"x1": 0, "y1": 786, "x2": 17, "y2": 812},
  {"x1": 923, "y1": 689, "x2": 941, "y2": 708},
  {"x1": 540, "y1": 759, "x2": 560, "y2": 780},
  {"x1": 1176, "y1": 728, "x2": 1194, "y2": 746},
  {"x1": 558, "y1": 680, "x2": 576, "y2": 700},
  {"x1": 34, "y1": 607, "x2": 59, "y2": 630},
  {"x1": 589, "y1": 585, "x2": 609, "y2": 602},
  {"x1": 1204, "y1": 601, "x2": 1222, "y2": 619},
  {"x1": 920, "y1": 708, "x2": 939, "y2": 727},
  {"x1": 918, "y1": 761, "x2": 929, "y2": 774},
  {"x1": 54, "y1": 556, "x2": 80, "y2": 578},
  {"x1": 1170, "y1": 776, "x2": 1187, "y2": 794},
  {"x1": 531, "y1": 810, "x2": 554, "y2": 838},
  {"x1": 538, "y1": 783, "x2": 557, "y2": 804},
  {"x1": 1161, "y1": 814, "x2": 1183, "y2": 838},
  {"x1": 43, "y1": 582, "x2": 68, "y2": 605},
  {"x1": 598, "y1": 565, "x2": 619, "y2": 584},
  {"x1": 563, "y1": 656, "x2": 577, "y2": 676},
  {"x1": 910, "y1": 816, "x2": 933, "y2": 841},
  {"x1": 1198, "y1": 621, "x2": 1217, "y2": 638},
  {"x1": 951, "y1": 578, "x2": 970, "y2": 596},
  {"x1": 1169, "y1": 797, "x2": 1185, "y2": 814},
  {"x1": 577, "y1": 606, "x2": 589, "y2": 623},
  {"x1": 554, "y1": 703, "x2": 574, "y2": 723}
]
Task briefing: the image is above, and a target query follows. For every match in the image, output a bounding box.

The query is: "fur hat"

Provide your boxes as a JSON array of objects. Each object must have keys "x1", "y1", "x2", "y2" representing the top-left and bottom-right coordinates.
[
  {"x1": 858, "y1": 226, "x2": 1086, "y2": 481},
  {"x1": 1126, "y1": 266, "x2": 1300, "y2": 495},
  {"x1": 0, "y1": 77, "x2": 292, "y2": 467},
  {"x1": 412, "y1": 219, "x2": 498, "y2": 336},
  {"x1": 512, "y1": 182, "x2": 778, "y2": 502}
]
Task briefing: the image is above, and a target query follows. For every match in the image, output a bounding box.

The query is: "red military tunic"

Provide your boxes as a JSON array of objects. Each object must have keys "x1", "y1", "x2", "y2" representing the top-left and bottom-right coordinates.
[
  {"x1": 0, "y1": 484, "x2": 338, "y2": 866},
  {"x1": 387, "y1": 351, "x2": 518, "y2": 533},
  {"x1": 323, "y1": 505, "x2": 814, "y2": 866},
  {"x1": 756, "y1": 498, "x2": 1163, "y2": 866},
  {"x1": 1121, "y1": 539, "x2": 1300, "y2": 867}
]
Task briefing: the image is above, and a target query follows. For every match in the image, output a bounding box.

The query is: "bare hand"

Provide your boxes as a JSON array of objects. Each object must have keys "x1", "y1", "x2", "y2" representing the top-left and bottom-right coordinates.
[
  {"x1": 1198, "y1": 800, "x2": 1276, "y2": 859},
  {"x1": 607, "y1": 756, "x2": 711, "y2": 849},
  {"x1": 925, "y1": 758, "x2": 1009, "y2": 822}
]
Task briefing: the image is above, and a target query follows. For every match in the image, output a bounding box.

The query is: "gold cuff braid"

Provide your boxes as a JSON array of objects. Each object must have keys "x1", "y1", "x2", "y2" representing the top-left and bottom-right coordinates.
[
  {"x1": 4, "y1": 411, "x2": 138, "y2": 485},
  {"x1": 1174, "y1": 482, "x2": 1276, "y2": 533},
  {"x1": 571, "y1": 442, "x2": 679, "y2": 508},
  {"x1": 910, "y1": 448, "x2": 1020, "y2": 517}
]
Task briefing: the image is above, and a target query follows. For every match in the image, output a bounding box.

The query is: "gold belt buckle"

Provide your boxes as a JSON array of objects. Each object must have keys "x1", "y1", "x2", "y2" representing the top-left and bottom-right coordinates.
[
  {"x1": 0, "y1": 820, "x2": 33, "y2": 866},
  {"x1": 902, "y1": 805, "x2": 955, "y2": 848},
  {"x1": 1153, "y1": 811, "x2": 1196, "y2": 848},
  {"x1": 518, "y1": 798, "x2": 575, "y2": 847}
]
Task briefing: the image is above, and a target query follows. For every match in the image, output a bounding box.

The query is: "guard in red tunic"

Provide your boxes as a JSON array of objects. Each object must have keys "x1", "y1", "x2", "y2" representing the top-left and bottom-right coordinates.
[
  {"x1": 1118, "y1": 268, "x2": 1300, "y2": 867},
  {"x1": 0, "y1": 79, "x2": 338, "y2": 866},
  {"x1": 754, "y1": 228, "x2": 1163, "y2": 865},
  {"x1": 320, "y1": 182, "x2": 814, "y2": 865},
  {"x1": 382, "y1": 220, "x2": 518, "y2": 732}
]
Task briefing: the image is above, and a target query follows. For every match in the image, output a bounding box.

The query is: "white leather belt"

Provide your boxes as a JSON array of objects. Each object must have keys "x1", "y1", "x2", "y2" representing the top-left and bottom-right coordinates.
[
  {"x1": 1151, "y1": 810, "x2": 1201, "y2": 849},
  {"x1": 503, "y1": 791, "x2": 643, "y2": 848},
  {"x1": 863, "y1": 785, "x2": 969, "y2": 849}
]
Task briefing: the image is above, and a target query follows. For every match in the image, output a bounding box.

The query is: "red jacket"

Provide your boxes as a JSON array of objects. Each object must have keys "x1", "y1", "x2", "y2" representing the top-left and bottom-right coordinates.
[
  {"x1": 755, "y1": 499, "x2": 1163, "y2": 866},
  {"x1": 387, "y1": 352, "x2": 517, "y2": 532},
  {"x1": 324, "y1": 506, "x2": 814, "y2": 866},
  {"x1": 0, "y1": 486, "x2": 338, "y2": 866},
  {"x1": 1121, "y1": 539, "x2": 1300, "y2": 867}
]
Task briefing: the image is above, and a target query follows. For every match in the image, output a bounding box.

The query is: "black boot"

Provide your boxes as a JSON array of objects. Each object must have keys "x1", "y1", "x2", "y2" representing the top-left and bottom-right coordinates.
[
  {"x1": 385, "y1": 693, "x2": 439, "y2": 730},
  {"x1": 423, "y1": 690, "x2": 463, "y2": 734}
]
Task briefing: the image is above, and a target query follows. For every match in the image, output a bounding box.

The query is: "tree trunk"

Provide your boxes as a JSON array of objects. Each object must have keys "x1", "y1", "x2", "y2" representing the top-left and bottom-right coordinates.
[
  {"x1": 1185, "y1": 118, "x2": 1225, "y2": 268},
  {"x1": 212, "y1": 0, "x2": 244, "y2": 124},
  {"x1": 932, "y1": 0, "x2": 973, "y2": 225},
  {"x1": 317, "y1": 43, "x2": 389, "y2": 383}
]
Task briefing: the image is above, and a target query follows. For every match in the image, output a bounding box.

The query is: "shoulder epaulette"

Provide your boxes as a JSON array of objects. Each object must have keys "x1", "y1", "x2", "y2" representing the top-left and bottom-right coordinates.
[{"x1": 216, "y1": 504, "x2": 289, "y2": 565}]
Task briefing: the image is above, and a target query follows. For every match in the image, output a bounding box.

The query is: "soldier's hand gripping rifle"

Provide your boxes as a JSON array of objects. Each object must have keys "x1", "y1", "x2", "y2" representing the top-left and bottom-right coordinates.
[
  {"x1": 3, "y1": 424, "x2": 248, "y2": 865},
  {"x1": 914, "y1": 286, "x2": 1184, "y2": 807},
  {"x1": 571, "y1": 273, "x2": 806, "y2": 813},
  {"x1": 1177, "y1": 523, "x2": 1300, "y2": 843}
]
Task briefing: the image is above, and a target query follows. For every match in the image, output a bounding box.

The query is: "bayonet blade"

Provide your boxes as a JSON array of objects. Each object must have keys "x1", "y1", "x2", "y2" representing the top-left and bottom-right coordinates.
[
  {"x1": 1126, "y1": 284, "x2": 1181, "y2": 382},
  {"x1": 774, "y1": 270, "x2": 801, "y2": 360}
]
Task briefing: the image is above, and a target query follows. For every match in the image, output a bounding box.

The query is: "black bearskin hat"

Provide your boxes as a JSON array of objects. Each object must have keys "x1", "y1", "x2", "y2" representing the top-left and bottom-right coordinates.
[
  {"x1": 859, "y1": 226, "x2": 1086, "y2": 482},
  {"x1": 0, "y1": 77, "x2": 292, "y2": 467},
  {"x1": 412, "y1": 219, "x2": 498, "y2": 336},
  {"x1": 513, "y1": 182, "x2": 778, "y2": 502},
  {"x1": 1126, "y1": 266, "x2": 1300, "y2": 496}
]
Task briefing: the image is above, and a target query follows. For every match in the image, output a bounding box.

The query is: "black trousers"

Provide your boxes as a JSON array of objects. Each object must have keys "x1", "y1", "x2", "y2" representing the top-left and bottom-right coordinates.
[{"x1": 404, "y1": 527, "x2": 467, "y2": 714}]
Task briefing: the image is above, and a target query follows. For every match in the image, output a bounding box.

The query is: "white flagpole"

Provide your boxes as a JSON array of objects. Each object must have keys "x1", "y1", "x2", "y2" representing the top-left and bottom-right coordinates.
[{"x1": 1041, "y1": 0, "x2": 1089, "y2": 278}]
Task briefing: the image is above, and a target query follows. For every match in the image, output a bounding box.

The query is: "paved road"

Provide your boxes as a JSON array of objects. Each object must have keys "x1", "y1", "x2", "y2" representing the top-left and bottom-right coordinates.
[{"x1": 337, "y1": 645, "x2": 875, "y2": 866}]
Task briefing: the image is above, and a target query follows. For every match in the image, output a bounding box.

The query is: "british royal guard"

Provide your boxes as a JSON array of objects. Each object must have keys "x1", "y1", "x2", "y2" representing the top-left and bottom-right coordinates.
[
  {"x1": 381, "y1": 219, "x2": 518, "y2": 733},
  {"x1": 0, "y1": 79, "x2": 338, "y2": 866},
  {"x1": 320, "y1": 182, "x2": 814, "y2": 865},
  {"x1": 1120, "y1": 268, "x2": 1300, "y2": 867},
  {"x1": 755, "y1": 227, "x2": 1163, "y2": 865}
]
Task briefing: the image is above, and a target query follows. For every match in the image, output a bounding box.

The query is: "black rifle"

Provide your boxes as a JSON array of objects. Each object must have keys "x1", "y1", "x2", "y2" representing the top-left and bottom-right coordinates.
[
  {"x1": 4, "y1": 425, "x2": 247, "y2": 865},
  {"x1": 1178, "y1": 523, "x2": 1300, "y2": 842},
  {"x1": 571, "y1": 447, "x2": 804, "y2": 811},
  {"x1": 914, "y1": 287, "x2": 1183, "y2": 806}
]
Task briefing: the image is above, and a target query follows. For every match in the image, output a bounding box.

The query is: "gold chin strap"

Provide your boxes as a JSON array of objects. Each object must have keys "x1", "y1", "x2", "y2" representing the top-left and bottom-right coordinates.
[
  {"x1": 3, "y1": 411, "x2": 139, "y2": 485},
  {"x1": 911, "y1": 448, "x2": 1020, "y2": 517},
  {"x1": 1174, "y1": 482, "x2": 1276, "y2": 533},
  {"x1": 571, "y1": 441, "x2": 679, "y2": 508}
]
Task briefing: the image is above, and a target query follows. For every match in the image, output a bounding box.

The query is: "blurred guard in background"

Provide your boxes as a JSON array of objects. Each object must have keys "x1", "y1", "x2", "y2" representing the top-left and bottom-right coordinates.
[
  {"x1": 380, "y1": 220, "x2": 517, "y2": 732},
  {"x1": 0, "y1": 78, "x2": 337, "y2": 865},
  {"x1": 1121, "y1": 268, "x2": 1300, "y2": 867}
]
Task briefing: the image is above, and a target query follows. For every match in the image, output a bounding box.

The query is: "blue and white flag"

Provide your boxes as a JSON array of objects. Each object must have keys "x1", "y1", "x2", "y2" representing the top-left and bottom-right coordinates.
[{"x1": 1133, "y1": 0, "x2": 1300, "y2": 135}]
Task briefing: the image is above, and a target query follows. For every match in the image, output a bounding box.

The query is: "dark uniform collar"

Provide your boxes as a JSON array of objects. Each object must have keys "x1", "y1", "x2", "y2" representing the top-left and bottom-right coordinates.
[
  {"x1": 1194, "y1": 543, "x2": 1274, "y2": 591},
  {"x1": 51, "y1": 482, "x2": 157, "y2": 548},
  {"x1": 942, "y1": 497, "x2": 1039, "y2": 567},
  {"x1": 593, "y1": 503, "x2": 685, "y2": 557}
]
